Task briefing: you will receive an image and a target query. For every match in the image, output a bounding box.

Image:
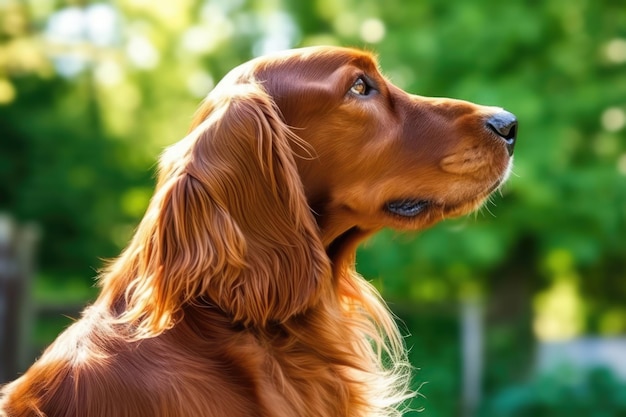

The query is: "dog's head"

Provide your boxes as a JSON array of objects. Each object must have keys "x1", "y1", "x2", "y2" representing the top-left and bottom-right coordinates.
[{"x1": 215, "y1": 46, "x2": 517, "y2": 256}]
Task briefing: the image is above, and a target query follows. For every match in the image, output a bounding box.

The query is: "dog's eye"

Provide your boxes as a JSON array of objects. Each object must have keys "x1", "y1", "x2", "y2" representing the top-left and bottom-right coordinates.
[{"x1": 350, "y1": 77, "x2": 371, "y2": 96}]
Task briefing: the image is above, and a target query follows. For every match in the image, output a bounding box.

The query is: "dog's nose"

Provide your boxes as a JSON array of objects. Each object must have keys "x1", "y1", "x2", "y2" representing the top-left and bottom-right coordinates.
[{"x1": 486, "y1": 111, "x2": 517, "y2": 156}]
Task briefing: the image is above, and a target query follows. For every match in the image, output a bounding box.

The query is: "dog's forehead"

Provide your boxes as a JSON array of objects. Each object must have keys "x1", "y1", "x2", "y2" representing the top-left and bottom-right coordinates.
[{"x1": 245, "y1": 46, "x2": 379, "y2": 76}]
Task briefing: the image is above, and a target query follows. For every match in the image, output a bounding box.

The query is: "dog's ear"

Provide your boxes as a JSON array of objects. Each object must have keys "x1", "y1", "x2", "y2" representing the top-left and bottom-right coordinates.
[{"x1": 118, "y1": 84, "x2": 330, "y2": 334}]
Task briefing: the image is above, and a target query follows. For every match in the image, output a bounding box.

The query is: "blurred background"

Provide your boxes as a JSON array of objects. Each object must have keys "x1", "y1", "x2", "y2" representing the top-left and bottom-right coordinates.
[{"x1": 1, "y1": 0, "x2": 625, "y2": 416}]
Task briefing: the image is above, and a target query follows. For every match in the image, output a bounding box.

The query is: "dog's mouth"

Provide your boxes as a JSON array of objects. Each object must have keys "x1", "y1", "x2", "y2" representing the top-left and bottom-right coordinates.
[
  {"x1": 385, "y1": 199, "x2": 431, "y2": 217},
  {"x1": 384, "y1": 177, "x2": 505, "y2": 220}
]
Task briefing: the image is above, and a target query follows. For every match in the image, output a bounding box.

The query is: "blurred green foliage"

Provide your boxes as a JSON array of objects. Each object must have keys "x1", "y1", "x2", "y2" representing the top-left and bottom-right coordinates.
[
  {"x1": 1, "y1": 0, "x2": 625, "y2": 415},
  {"x1": 481, "y1": 367, "x2": 626, "y2": 417}
]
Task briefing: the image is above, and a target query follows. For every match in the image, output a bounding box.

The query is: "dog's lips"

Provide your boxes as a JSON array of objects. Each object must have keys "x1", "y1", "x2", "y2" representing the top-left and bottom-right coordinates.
[
  {"x1": 384, "y1": 175, "x2": 506, "y2": 220},
  {"x1": 385, "y1": 199, "x2": 431, "y2": 217}
]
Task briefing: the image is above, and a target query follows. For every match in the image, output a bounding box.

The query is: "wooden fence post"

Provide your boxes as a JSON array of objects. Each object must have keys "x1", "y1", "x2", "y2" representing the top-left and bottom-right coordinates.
[{"x1": 0, "y1": 214, "x2": 38, "y2": 383}]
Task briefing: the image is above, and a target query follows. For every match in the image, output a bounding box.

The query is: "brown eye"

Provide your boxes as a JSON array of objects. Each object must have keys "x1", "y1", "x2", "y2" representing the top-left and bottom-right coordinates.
[{"x1": 350, "y1": 77, "x2": 369, "y2": 96}]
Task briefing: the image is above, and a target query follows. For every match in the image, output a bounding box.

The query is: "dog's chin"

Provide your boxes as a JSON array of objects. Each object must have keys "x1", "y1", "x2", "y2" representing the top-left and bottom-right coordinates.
[
  {"x1": 326, "y1": 191, "x2": 491, "y2": 263},
  {"x1": 383, "y1": 162, "x2": 513, "y2": 230},
  {"x1": 325, "y1": 159, "x2": 513, "y2": 260}
]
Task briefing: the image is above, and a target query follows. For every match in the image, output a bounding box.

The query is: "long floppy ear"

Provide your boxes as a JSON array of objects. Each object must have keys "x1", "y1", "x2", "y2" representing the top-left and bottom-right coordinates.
[{"x1": 118, "y1": 83, "x2": 331, "y2": 333}]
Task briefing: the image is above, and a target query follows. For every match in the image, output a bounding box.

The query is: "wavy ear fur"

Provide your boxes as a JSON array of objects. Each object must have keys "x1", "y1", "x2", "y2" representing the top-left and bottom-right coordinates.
[{"x1": 101, "y1": 83, "x2": 331, "y2": 334}]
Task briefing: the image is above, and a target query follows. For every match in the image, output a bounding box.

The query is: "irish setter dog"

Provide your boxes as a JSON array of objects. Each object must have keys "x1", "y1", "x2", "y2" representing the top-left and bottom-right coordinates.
[{"x1": 0, "y1": 46, "x2": 517, "y2": 417}]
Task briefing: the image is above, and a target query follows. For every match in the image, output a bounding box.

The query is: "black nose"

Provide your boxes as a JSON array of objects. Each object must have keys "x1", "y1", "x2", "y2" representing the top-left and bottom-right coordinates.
[{"x1": 486, "y1": 111, "x2": 517, "y2": 156}]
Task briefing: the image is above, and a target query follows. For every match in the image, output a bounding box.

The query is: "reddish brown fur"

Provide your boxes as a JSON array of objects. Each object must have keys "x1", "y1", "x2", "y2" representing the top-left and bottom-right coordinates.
[{"x1": 0, "y1": 47, "x2": 514, "y2": 417}]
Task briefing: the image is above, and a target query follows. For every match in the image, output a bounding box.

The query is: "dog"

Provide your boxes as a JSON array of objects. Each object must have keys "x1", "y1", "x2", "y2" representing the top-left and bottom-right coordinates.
[{"x1": 0, "y1": 46, "x2": 517, "y2": 417}]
